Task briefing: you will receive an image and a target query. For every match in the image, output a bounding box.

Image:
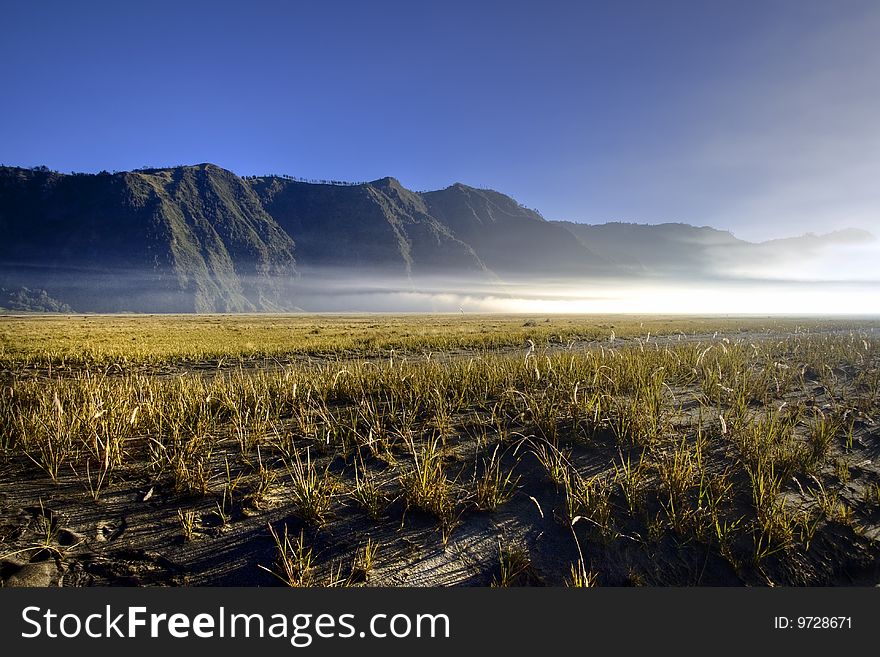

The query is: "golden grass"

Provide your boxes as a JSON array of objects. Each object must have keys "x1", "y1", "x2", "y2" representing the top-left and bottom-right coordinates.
[{"x1": 1, "y1": 313, "x2": 874, "y2": 367}]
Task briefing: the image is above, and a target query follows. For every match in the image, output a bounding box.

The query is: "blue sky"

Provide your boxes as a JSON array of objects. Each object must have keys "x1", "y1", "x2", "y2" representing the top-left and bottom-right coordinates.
[{"x1": 2, "y1": 0, "x2": 878, "y2": 240}]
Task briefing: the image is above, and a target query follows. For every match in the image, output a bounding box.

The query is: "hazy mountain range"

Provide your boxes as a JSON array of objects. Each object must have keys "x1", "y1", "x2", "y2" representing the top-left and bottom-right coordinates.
[{"x1": 0, "y1": 163, "x2": 871, "y2": 312}]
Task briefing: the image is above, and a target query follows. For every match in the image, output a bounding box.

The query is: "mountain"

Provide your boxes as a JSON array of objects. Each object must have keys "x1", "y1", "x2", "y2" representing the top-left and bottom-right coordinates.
[
  {"x1": 0, "y1": 163, "x2": 871, "y2": 312},
  {"x1": 0, "y1": 164, "x2": 615, "y2": 311},
  {"x1": 250, "y1": 176, "x2": 622, "y2": 280},
  {"x1": 0, "y1": 164, "x2": 297, "y2": 312}
]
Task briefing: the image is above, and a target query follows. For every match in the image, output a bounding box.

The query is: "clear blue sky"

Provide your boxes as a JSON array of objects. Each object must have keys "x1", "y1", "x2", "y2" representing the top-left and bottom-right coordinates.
[{"x1": 2, "y1": 0, "x2": 878, "y2": 240}]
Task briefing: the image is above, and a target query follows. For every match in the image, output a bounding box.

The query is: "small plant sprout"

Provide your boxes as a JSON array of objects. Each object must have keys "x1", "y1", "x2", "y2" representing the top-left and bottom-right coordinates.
[
  {"x1": 177, "y1": 509, "x2": 197, "y2": 541},
  {"x1": 289, "y1": 447, "x2": 337, "y2": 526},
  {"x1": 474, "y1": 446, "x2": 520, "y2": 511},
  {"x1": 492, "y1": 541, "x2": 532, "y2": 587},
  {"x1": 260, "y1": 524, "x2": 315, "y2": 587}
]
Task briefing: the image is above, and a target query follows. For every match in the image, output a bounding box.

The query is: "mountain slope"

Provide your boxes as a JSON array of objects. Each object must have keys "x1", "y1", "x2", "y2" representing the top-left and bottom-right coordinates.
[
  {"x1": 249, "y1": 176, "x2": 489, "y2": 278},
  {"x1": 0, "y1": 164, "x2": 297, "y2": 312},
  {"x1": 423, "y1": 184, "x2": 615, "y2": 277}
]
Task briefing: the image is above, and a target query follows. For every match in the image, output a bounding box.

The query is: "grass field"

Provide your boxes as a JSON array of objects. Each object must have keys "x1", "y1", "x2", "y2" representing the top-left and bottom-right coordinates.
[
  {"x1": 1, "y1": 314, "x2": 879, "y2": 586},
  {"x1": 2, "y1": 313, "x2": 876, "y2": 366}
]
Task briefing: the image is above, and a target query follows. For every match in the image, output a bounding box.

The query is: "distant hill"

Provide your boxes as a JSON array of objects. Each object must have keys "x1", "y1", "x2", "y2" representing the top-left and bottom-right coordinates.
[
  {"x1": 0, "y1": 286, "x2": 73, "y2": 313},
  {"x1": 553, "y1": 221, "x2": 744, "y2": 276},
  {"x1": 422, "y1": 184, "x2": 615, "y2": 277},
  {"x1": 0, "y1": 163, "x2": 870, "y2": 312},
  {"x1": 554, "y1": 221, "x2": 873, "y2": 279}
]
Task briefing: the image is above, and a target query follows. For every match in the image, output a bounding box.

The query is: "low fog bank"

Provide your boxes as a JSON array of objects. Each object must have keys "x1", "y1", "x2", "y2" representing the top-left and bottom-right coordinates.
[
  {"x1": 285, "y1": 271, "x2": 879, "y2": 315},
  {"x1": 2, "y1": 256, "x2": 877, "y2": 315},
  {"x1": 697, "y1": 229, "x2": 880, "y2": 283}
]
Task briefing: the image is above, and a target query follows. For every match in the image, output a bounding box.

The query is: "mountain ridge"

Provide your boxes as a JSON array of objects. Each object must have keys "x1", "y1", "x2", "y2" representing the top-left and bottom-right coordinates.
[{"x1": 0, "y1": 163, "x2": 869, "y2": 312}]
